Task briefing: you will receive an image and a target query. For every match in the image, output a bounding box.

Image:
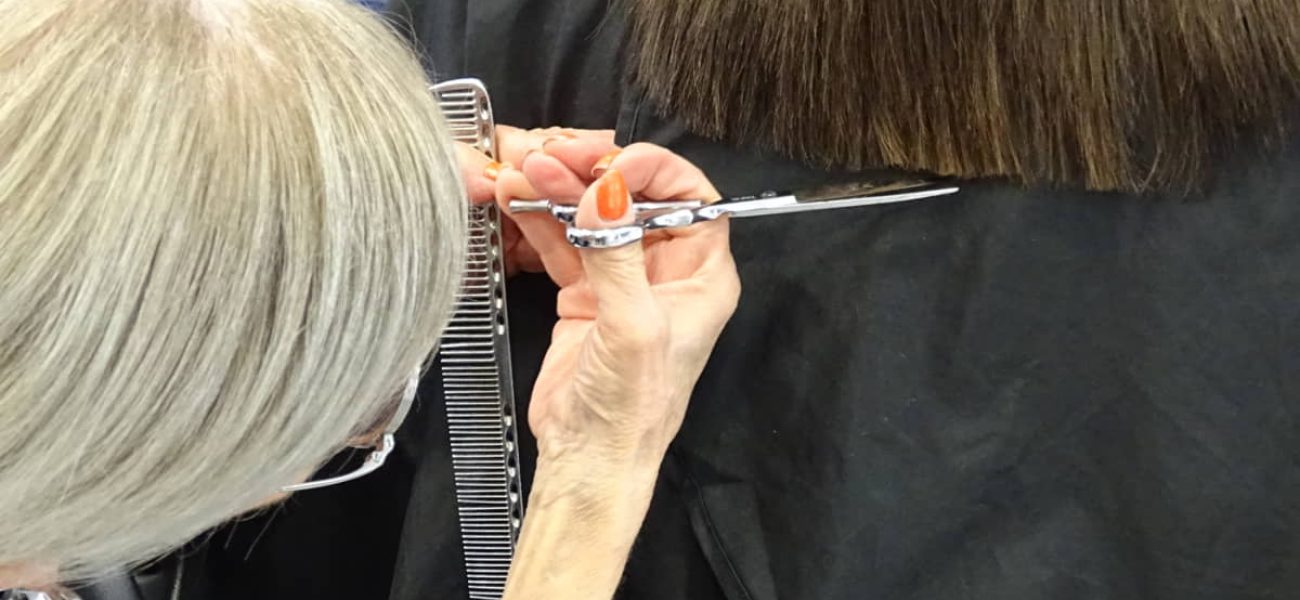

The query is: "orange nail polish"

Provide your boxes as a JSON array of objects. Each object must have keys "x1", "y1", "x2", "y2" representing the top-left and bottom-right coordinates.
[
  {"x1": 591, "y1": 150, "x2": 621, "y2": 178},
  {"x1": 483, "y1": 161, "x2": 511, "y2": 181},
  {"x1": 596, "y1": 169, "x2": 630, "y2": 222}
]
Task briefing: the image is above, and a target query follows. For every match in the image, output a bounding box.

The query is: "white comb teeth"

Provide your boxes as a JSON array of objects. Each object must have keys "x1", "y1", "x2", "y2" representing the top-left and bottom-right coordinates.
[{"x1": 433, "y1": 78, "x2": 523, "y2": 600}]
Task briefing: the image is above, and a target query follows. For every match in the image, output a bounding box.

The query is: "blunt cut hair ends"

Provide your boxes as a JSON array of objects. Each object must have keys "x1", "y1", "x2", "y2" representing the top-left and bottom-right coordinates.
[
  {"x1": 0, "y1": 0, "x2": 465, "y2": 580},
  {"x1": 626, "y1": 0, "x2": 1300, "y2": 194}
]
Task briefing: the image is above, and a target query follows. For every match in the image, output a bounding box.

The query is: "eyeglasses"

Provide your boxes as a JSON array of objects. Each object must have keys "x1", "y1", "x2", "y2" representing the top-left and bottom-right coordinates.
[
  {"x1": 0, "y1": 381, "x2": 421, "y2": 600},
  {"x1": 280, "y1": 372, "x2": 420, "y2": 493}
]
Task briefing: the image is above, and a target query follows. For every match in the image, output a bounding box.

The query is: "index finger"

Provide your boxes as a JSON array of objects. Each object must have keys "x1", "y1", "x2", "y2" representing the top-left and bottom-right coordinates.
[
  {"x1": 601, "y1": 144, "x2": 730, "y2": 243},
  {"x1": 495, "y1": 125, "x2": 617, "y2": 168},
  {"x1": 454, "y1": 141, "x2": 497, "y2": 205}
]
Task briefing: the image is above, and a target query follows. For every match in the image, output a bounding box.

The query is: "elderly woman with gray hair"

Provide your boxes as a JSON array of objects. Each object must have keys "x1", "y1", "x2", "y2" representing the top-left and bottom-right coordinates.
[{"x1": 0, "y1": 0, "x2": 739, "y2": 598}]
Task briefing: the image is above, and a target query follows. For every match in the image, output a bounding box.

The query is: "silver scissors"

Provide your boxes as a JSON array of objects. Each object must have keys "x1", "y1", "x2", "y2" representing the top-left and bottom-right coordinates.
[{"x1": 508, "y1": 179, "x2": 960, "y2": 247}]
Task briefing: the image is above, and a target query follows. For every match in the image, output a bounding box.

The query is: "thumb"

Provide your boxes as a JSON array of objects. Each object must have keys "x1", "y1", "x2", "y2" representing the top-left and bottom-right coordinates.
[{"x1": 573, "y1": 170, "x2": 658, "y2": 335}]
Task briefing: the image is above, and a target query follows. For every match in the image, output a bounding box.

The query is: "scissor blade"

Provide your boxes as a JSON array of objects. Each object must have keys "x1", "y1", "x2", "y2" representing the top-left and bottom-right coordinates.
[{"x1": 717, "y1": 181, "x2": 959, "y2": 219}]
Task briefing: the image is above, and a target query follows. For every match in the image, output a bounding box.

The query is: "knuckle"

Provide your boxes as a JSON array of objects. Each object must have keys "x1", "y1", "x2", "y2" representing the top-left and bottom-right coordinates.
[
  {"x1": 624, "y1": 142, "x2": 675, "y2": 161},
  {"x1": 623, "y1": 142, "x2": 658, "y2": 153},
  {"x1": 628, "y1": 318, "x2": 669, "y2": 348},
  {"x1": 607, "y1": 316, "x2": 668, "y2": 352}
]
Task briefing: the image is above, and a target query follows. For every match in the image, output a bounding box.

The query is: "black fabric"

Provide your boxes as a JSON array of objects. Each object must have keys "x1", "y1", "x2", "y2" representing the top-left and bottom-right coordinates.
[
  {"x1": 391, "y1": 0, "x2": 625, "y2": 129},
  {"x1": 72, "y1": 573, "x2": 147, "y2": 600},
  {"x1": 622, "y1": 102, "x2": 1300, "y2": 600},
  {"x1": 186, "y1": 1, "x2": 1300, "y2": 599}
]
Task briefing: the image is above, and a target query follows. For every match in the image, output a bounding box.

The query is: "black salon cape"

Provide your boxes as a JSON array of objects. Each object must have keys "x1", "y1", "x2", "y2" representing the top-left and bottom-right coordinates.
[{"x1": 185, "y1": 2, "x2": 1300, "y2": 599}]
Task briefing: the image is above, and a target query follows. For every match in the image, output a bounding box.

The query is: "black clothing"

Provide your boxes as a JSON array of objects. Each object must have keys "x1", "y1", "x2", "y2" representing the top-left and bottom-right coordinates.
[{"x1": 189, "y1": 2, "x2": 1300, "y2": 599}]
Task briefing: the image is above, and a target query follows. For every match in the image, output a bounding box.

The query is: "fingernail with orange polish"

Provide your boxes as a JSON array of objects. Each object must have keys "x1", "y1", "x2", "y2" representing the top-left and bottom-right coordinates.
[
  {"x1": 596, "y1": 169, "x2": 630, "y2": 223},
  {"x1": 591, "y1": 150, "x2": 621, "y2": 178},
  {"x1": 483, "y1": 161, "x2": 511, "y2": 181}
]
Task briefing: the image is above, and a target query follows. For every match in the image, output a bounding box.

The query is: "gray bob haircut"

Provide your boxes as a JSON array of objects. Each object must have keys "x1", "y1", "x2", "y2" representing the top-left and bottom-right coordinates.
[{"x1": 0, "y1": 0, "x2": 465, "y2": 580}]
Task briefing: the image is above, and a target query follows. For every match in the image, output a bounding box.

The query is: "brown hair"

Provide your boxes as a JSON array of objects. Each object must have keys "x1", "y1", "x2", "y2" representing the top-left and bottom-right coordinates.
[{"x1": 626, "y1": 0, "x2": 1300, "y2": 193}]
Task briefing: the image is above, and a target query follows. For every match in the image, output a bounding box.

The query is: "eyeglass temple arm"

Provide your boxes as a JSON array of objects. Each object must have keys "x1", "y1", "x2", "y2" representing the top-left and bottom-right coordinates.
[{"x1": 279, "y1": 434, "x2": 396, "y2": 493}]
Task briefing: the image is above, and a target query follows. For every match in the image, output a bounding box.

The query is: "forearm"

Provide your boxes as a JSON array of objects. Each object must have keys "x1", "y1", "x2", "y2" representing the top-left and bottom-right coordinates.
[{"x1": 503, "y1": 453, "x2": 659, "y2": 599}]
